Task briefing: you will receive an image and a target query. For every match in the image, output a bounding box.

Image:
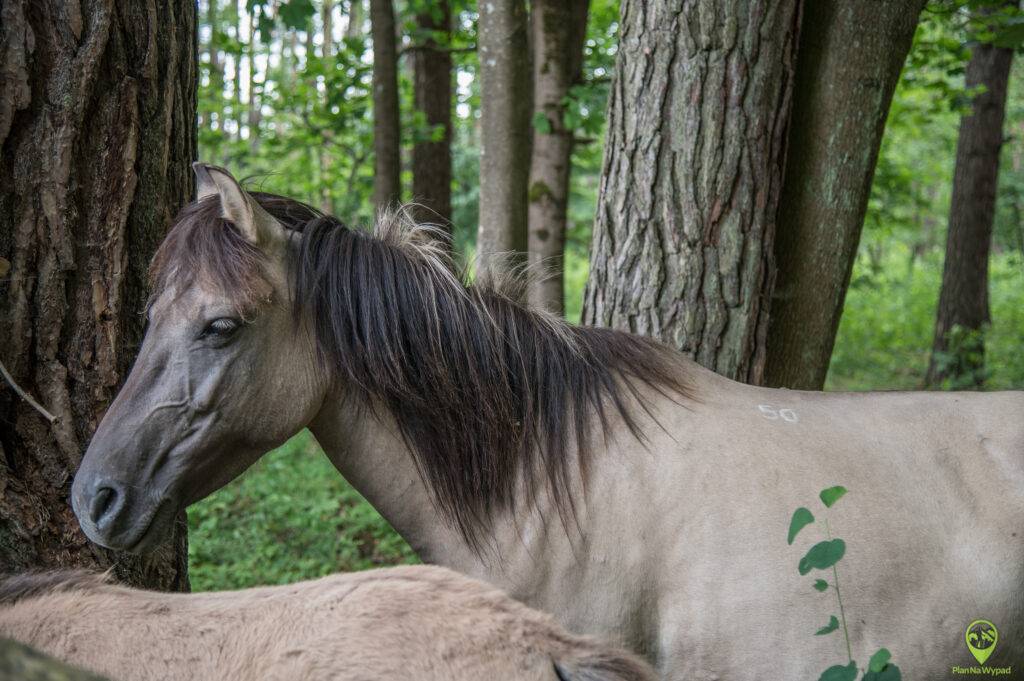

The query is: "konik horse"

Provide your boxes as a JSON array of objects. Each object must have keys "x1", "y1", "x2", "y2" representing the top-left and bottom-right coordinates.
[
  {"x1": 71, "y1": 165, "x2": 1024, "y2": 678},
  {"x1": 0, "y1": 566, "x2": 653, "y2": 680}
]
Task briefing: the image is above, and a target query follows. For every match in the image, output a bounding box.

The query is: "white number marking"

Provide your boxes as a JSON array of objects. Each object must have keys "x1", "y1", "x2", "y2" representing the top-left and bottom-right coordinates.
[{"x1": 758, "y1": 404, "x2": 799, "y2": 423}]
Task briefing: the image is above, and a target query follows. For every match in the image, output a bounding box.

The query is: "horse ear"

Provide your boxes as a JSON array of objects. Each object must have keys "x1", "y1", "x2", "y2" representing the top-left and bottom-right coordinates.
[{"x1": 191, "y1": 162, "x2": 284, "y2": 248}]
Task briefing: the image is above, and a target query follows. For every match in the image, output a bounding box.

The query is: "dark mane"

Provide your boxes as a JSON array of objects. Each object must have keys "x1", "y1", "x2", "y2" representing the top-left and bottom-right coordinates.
[
  {"x1": 0, "y1": 570, "x2": 109, "y2": 606},
  {"x1": 153, "y1": 193, "x2": 692, "y2": 547}
]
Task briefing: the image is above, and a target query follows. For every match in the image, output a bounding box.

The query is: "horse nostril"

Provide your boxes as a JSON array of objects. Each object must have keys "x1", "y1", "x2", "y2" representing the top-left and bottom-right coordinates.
[{"x1": 90, "y1": 486, "x2": 122, "y2": 528}]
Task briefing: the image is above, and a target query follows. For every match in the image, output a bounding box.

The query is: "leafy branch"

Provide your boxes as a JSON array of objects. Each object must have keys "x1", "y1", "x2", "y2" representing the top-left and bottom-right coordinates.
[{"x1": 788, "y1": 486, "x2": 902, "y2": 681}]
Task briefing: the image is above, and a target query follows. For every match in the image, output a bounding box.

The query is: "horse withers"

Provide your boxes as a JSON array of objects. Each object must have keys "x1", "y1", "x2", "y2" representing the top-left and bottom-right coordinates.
[{"x1": 0, "y1": 565, "x2": 653, "y2": 681}]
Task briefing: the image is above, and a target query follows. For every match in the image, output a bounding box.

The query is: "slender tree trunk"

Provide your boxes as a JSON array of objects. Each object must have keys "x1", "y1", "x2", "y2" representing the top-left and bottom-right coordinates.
[
  {"x1": 926, "y1": 31, "x2": 1014, "y2": 388},
  {"x1": 323, "y1": 1, "x2": 335, "y2": 57},
  {"x1": 247, "y1": 18, "x2": 261, "y2": 153},
  {"x1": 527, "y1": 0, "x2": 589, "y2": 314},
  {"x1": 411, "y1": 2, "x2": 453, "y2": 227},
  {"x1": 207, "y1": 0, "x2": 224, "y2": 132},
  {"x1": 582, "y1": 0, "x2": 800, "y2": 384},
  {"x1": 477, "y1": 0, "x2": 531, "y2": 272},
  {"x1": 232, "y1": 1, "x2": 244, "y2": 142},
  {"x1": 0, "y1": 0, "x2": 193, "y2": 589},
  {"x1": 371, "y1": 0, "x2": 402, "y2": 210},
  {"x1": 763, "y1": 0, "x2": 926, "y2": 390},
  {"x1": 344, "y1": 0, "x2": 362, "y2": 41}
]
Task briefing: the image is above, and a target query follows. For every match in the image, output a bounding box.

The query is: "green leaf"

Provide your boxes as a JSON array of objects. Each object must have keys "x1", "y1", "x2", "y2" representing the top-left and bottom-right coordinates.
[
  {"x1": 863, "y1": 663, "x2": 902, "y2": 681},
  {"x1": 815, "y1": 615, "x2": 840, "y2": 635},
  {"x1": 798, "y1": 539, "x2": 846, "y2": 575},
  {"x1": 531, "y1": 112, "x2": 552, "y2": 135},
  {"x1": 818, "y1": 661, "x2": 857, "y2": 681},
  {"x1": 279, "y1": 0, "x2": 315, "y2": 29},
  {"x1": 820, "y1": 486, "x2": 848, "y2": 508},
  {"x1": 813, "y1": 579, "x2": 829, "y2": 592},
  {"x1": 868, "y1": 649, "x2": 891, "y2": 673},
  {"x1": 788, "y1": 507, "x2": 815, "y2": 545}
]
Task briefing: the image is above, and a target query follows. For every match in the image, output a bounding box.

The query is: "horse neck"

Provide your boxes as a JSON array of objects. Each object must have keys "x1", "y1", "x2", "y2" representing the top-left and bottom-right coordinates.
[{"x1": 307, "y1": 388, "x2": 573, "y2": 585}]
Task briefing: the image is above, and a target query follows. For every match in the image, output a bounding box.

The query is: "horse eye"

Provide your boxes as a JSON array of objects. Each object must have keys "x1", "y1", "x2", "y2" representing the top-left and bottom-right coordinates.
[{"x1": 201, "y1": 317, "x2": 241, "y2": 338}]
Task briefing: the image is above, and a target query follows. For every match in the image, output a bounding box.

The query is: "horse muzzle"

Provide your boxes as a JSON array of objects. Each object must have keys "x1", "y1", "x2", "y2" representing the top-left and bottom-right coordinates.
[{"x1": 71, "y1": 471, "x2": 174, "y2": 553}]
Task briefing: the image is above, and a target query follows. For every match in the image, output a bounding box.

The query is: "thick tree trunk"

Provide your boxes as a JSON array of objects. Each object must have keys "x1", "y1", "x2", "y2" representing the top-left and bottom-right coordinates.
[
  {"x1": 582, "y1": 0, "x2": 799, "y2": 384},
  {"x1": 0, "y1": 0, "x2": 193, "y2": 590},
  {"x1": 411, "y1": 2, "x2": 453, "y2": 227},
  {"x1": 526, "y1": 0, "x2": 589, "y2": 315},
  {"x1": 926, "y1": 34, "x2": 1014, "y2": 388},
  {"x1": 764, "y1": 0, "x2": 926, "y2": 390},
  {"x1": 371, "y1": 0, "x2": 402, "y2": 210},
  {"x1": 477, "y1": 0, "x2": 531, "y2": 272}
]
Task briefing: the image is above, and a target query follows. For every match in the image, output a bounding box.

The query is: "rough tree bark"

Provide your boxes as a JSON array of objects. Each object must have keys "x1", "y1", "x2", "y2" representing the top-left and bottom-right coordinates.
[
  {"x1": 926, "y1": 29, "x2": 1014, "y2": 388},
  {"x1": 582, "y1": 1, "x2": 800, "y2": 384},
  {"x1": 763, "y1": 0, "x2": 927, "y2": 390},
  {"x1": 477, "y1": 0, "x2": 531, "y2": 272},
  {"x1": 527, "y1": 0, "x2": 589, "y2": 315},
  {"x1": 371, "y1": 0, "x2": 402, "y2": 210},
  {"x1": 411, "y1": 2, "x2": 453, "y2": 227},
  {"x1": 0, "y1": 0, "x2": 192, "y2": 589}
]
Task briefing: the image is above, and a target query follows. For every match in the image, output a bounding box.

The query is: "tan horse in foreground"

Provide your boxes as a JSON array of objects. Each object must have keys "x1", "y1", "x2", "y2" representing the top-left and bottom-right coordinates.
[
  {"x1": 0, "y1": 566, "x2": 653, "y2": 681},
  {"x1": 69, "y1": 165, "x2": 1024, "y2": 678}
]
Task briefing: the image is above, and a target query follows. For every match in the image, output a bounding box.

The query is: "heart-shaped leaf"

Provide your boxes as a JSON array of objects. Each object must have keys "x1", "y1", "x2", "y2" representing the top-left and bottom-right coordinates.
[
  {"x1": 815, "y1": 615, "x2": 839, "y2": 635},
  {"x1": 818, "y1": 661, "x2": 857, "y2": 681},
  {"x1": 798, "y1": 539, "x2": 846, "y2": 575},
  {"x1": 813, "y1": 579, "x2": 829, "y2": 592},
  {"x1": 819, "y1": 486, "x2": 848, "y2": 508},
  {"x1": 788, "y1": 507, "x2": 815, "y2": 545}
]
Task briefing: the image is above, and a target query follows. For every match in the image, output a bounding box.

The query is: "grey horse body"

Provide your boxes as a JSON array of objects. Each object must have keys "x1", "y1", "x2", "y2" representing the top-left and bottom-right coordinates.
[{"x1": 71, "y1": 166, "x2": 1024, "y2": 679}]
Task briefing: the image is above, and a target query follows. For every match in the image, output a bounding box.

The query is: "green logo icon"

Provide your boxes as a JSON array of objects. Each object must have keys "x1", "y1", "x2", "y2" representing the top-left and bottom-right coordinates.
[{"x1": 965, "y1": 619, "x2": 998, "y2": 666}]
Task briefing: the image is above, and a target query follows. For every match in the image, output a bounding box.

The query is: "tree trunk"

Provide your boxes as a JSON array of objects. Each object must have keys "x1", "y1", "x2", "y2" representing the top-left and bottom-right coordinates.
[
  {"x1": 926, "y1": 31, "x2": 1014, "y2": 388},
  {"x1": 526, "y1": 0, "x2": 589, "y2": 315},
  {"x1": 371, "y1": 0, "x2": 402, "y2": 210},
  {"x1": 582, "y1": 0, "x2": 799, "y2": 384},
  {"x1": 410, "y1": 2, "x2": 453, "y2": 227},
  {"x1": 477, "y1": 0, "x2": 531, "y2": 273},
  {"x1": 0, "y1": 0, "x2": 193, "y2": 590},
  {"x1": 247, "y1": 18, "x2": 261, "y2": 153},
  {"x1": 763, "y1": 0, "x2": 926, "y2": 390},
  {"x1": 232, "y1": 2, "x2": 244, "y2": 142},
  {"x1": 344, "y1": 0, "x2": 362, "y2": 40},
  {"x1": 323, "y1": 0, "x2": 335, "y2": 57},
  {"x1": 206, "y1": 0, "x2": 224, "y2": 133}
]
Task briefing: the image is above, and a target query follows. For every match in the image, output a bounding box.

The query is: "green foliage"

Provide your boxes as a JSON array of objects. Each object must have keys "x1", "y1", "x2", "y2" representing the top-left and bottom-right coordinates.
[
  {"x1": 788, "y1": 507, "x2": 816, "y2": 545},
  {"x1": 188, "y1": 431, "x2": 416, "y2": 591},
  {"x1": 819, "y1": 486, "x2": 848, "y2": 509},
  {"x1": 816, "y1": 616, "x2": 841, "y2": 636},
  {"x1": 868, "y1": 649, "x2": 892, "y2": 673},
  {"x1": 798, "y1": 539, "x2": 847, "y2": 576},
  {"x1": 789, "y1": 488, "x2": 902, "y2": 681},
  {"x1": 820, "y1": 662, "x2": 859, "y2": 681}
]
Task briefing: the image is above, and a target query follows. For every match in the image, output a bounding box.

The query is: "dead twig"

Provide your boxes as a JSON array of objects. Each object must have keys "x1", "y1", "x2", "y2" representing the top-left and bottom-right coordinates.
[{"x1": 0, "y1": 359, "x2": 57, "y2": 424}]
